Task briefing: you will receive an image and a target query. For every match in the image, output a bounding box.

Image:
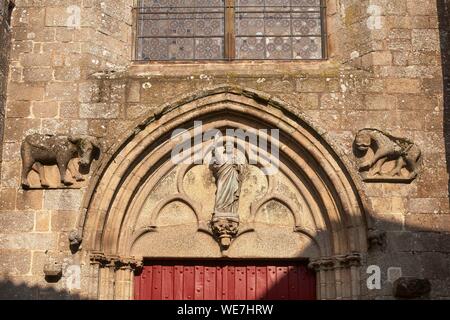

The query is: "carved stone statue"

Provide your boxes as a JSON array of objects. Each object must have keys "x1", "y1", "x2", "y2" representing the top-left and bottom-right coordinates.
[
  {"x1": 354, "y1": 129, "x2": 421, "y2": 182},
  {"x1": 21, "y1": 134, "x2": 100, "y2": 189},
  {"x1": 209, "y1": 142, "x2": 245, "y2": 249}
]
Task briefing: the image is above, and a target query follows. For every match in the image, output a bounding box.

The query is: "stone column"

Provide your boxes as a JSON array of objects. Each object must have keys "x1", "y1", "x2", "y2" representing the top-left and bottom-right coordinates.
[
  {"x1": 309, "y1": 253, "x2": 362, "y2": 300},
  {"x1": 114, "y1": 258, "x2": 143, "y2": 300},
  {"x1": 89, "y1": 252, "x2": 143, "y2": 300},
  {"x1": 86, "y1": 260, "x2": 100, "y2": 300}
]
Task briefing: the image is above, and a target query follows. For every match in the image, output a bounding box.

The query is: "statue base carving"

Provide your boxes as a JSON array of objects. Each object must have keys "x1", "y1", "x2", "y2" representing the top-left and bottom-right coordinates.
[{"x1": 210, "y1": 215, "x2": 239, "y2": 250}]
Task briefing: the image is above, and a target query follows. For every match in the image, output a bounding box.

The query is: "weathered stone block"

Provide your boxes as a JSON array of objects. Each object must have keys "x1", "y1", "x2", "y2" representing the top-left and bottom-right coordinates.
[
  {"x1": 43, "y1": 189, "x2": 83, "y2": 211},
  {"x1": 296, "y1": 78, "x2": 327, "y2": 93},
  {"x1": 55, "y1": 29, "x2": 74, "y2": 42},
  {"x1": 277, "y1": 93, "x2": 319, "y2": 110},
  {"x1": 80, "y1": 103, "x2": 120, "y2": 119},
  {"x1": 35, "y1": 211, "x2": 50, "y2": 232},
  {"x1": 407, "y1": 0, "x2": 437, "y2": 16},
  {"x1": 45, "y1": 83, "x2": 78, "y2": 101},
  {"x1": 126, "y1": 81, "x2": 141, "y2": 103},
  {"x1": 1, "y1": 142, "x2": 19, "y2": 163},
  {"x1": 364, "y1": 94, "x2": 397, "y2": 110},
  {"x1": 412, "y1": 29, "x2": 440, "y2": 52},
  {"x1": 23, "y1": 67, "x2": 53, "y2": 82},
  {"x1": 59, "y1": 102, "x2": 80, "y2": 119},
  {"x1": 20, "y1": 53, "x2": 53, "y2": 67},
  {"x1": 16, "y1": 190, "x2": 43, "y2": 211},
  {"x1": 32, "y1": 101, "x2": 58, "y2": 118},
  {"x1": 7, "y1": 83, "x2": 45, "y2": 101},
  {"x1": 413, "y1": 233, "x2": 450, "y2": 253},
  {"x1": 51, "y1": 210, "x2": 78, "y2": 232},
  {"x1": 363, "y1": 51, "x2": 393, "y2": 66},
  {"x1": 45, "y1": 7, "x2": 71, "y2": 27},
  {"x1": 0, "y1": 161, "x2": 21, "y2": 188},
  {"x1": 54, "y1": 67, "x2": 81, "y2": 81},
  {"x1": 405, "y1": 214, "x2": 450, "y2": 233},
  {"x1": 385, "y1": 231, "x2": 415, "y2": 253},
  {"x1": 0, "y1": 212, "x2": 34, "y2": 233},
  {"x1": 407, "y1": 198, "x2": 446, "y2": 214},
  {"x1": 385, "y1": 78, "x2": 421, "y2": 93},
  {"x1": 0, "y1": 250, "x2": 32, "y2": 276},
  {"x1": 0, "y1": 233, "x2": 57, "y2": 250},
  {"x1": 0, "y1": 188, "x2": 15, "y2": 210},
  {"x1": 6, "y1": 101, "x2": 31, "y2": 118}
]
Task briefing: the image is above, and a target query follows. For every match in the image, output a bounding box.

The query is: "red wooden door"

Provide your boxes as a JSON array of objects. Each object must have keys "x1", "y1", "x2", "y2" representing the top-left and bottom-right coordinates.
[{"x1": 135, "y1": 261, "x2": 316, "y2": 300}]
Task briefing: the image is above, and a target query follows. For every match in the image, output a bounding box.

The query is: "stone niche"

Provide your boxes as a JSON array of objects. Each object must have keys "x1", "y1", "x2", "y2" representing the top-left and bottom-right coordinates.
[{"x1": 131, "y1": 156, "x2": 319, "y2": 259}]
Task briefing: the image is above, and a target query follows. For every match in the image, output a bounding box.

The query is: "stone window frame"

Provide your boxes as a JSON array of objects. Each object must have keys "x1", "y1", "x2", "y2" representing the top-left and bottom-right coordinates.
[{"x1": 132, "y1": 0, "x2": 328, "y2": 62}]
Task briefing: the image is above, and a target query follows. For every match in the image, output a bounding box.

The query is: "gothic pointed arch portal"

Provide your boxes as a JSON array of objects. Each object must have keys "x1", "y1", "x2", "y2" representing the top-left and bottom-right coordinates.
[{"x1": 77, "y1": 85, "x2": 369, "y2": 300}]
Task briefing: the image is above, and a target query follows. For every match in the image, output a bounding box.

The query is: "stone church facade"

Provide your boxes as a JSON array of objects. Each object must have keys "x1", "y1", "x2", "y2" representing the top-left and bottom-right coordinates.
[{"x1": 0, "y1": 0, "x2": 449, "y2": 300}]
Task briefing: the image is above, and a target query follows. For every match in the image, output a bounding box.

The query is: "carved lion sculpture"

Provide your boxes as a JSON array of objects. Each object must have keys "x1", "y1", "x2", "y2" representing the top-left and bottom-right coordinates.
[
  {"x1": 354, "y1": 129, "x2": 421, "y2": 179},
  {"x1": 21, "y1": 134, "x2": 100, "y2": 188}
]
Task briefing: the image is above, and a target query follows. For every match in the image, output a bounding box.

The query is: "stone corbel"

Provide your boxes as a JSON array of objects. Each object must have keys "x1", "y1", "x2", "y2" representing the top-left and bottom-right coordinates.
[
  {"x1": 367, "y1": 228, "x2": 387, "y2": 252},
  {"x1": 210, "y1": 215, "x2": 240, "y2": 250},
  {"x1": 43, "y1": 256, "x2": 63, "y2": 281}
]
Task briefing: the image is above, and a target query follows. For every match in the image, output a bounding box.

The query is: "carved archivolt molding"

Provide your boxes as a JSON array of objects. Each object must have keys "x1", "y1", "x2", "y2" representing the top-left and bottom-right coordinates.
[
  {"x1": 77, "y1": 85, "x2": 369, "y2": 300},
  {"x1": 308, "y1": 253, "x2": 362, "y2": 271},
  {"x1": 354, "y1": 128, "x2": 421, "y2": 183}
]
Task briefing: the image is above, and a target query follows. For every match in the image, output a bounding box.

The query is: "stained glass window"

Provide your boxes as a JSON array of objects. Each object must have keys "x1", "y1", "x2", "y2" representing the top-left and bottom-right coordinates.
[{"x1": 135, "y1": 0, "x2": 325, "y2": 61}]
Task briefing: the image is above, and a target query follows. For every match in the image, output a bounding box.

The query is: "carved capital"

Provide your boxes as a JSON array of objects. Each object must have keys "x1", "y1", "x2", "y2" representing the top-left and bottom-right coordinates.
[
  {"x1": 115, "y1": 257, "x2": 144, "y2": 271},
  {"x1": 90, "y1": 252, "x2": 117, "y2": 268},
  {"x1": 308, "y1": 257, "x2": 334, "y2": 271},
  {"x1": 89, "y1": 252, "x2": 143, "y2": 272},
  {"x1": 308, "y1": 253, "x2": 362, "y2": 271}
]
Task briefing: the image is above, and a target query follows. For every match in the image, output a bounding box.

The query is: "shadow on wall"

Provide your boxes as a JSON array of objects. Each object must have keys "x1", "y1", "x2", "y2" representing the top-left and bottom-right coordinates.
[
  {"x1": 0, "y1": 276, "x2": 81, "y2": 300},
  {"x1": 132, "y1": 215, "x2": 450, "y2": 300},
  {"x1": 0, "y1": 210, "x2": 449, "y2": 300},
  {"x1": 437, "y1": 0, "x2": 450, "y2": 196}
]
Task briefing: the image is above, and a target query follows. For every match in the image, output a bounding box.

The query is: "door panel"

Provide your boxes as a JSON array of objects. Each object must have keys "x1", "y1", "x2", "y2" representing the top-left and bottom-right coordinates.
[{"x1": 135, "y1": 260, "x2": 316, "y2": 300}]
